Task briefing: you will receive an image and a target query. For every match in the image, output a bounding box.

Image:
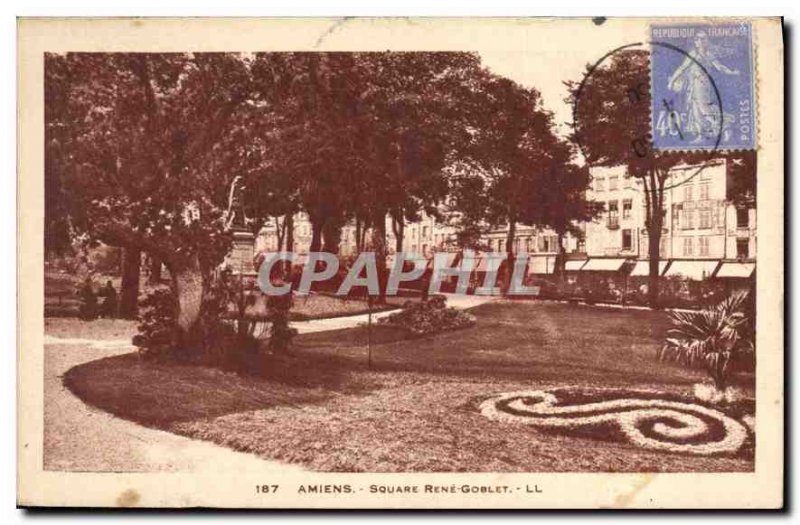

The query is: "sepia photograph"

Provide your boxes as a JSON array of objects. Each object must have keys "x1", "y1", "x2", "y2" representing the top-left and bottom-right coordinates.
[{"x1": 17, "y1": 16, "x2": 784, "y2": 509}]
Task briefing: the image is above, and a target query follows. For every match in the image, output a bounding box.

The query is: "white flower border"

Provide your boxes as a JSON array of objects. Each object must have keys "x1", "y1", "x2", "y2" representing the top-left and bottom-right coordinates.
[{"x1": 479, "y1": 390, "x2": 750, "y2": 456}]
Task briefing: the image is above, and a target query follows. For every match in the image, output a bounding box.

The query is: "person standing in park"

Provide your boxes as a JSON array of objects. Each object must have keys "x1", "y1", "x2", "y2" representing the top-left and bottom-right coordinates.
[
  {"x1": 77, "y1": 276, "x2": 97, "y2": 321},
  {"x1": 99, "y1": 280, "x2": 118, "y2": 319}
]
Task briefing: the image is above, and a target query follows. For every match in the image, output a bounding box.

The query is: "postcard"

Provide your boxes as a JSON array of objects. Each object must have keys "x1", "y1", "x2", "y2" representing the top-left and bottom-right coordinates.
[{"x1": 17, "y1": 17, "x2": 784, "y2": 509}]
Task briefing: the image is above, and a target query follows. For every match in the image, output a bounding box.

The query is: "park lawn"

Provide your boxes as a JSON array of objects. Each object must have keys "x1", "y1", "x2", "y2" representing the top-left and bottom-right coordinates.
[{"x1": 64, "y1": 300, "x2": 755, "y2": 473}]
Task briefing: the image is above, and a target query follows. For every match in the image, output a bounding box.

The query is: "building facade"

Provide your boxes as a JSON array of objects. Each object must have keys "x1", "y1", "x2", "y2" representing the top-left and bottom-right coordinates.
[{"x1": 254, "y1": 158, "x2": 756, "y2": 279}]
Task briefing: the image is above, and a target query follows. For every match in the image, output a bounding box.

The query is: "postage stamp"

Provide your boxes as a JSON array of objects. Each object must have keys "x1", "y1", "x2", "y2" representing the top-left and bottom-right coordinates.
[{"x1": 650, "y1": 22, "x2": 756, "y2": 151}]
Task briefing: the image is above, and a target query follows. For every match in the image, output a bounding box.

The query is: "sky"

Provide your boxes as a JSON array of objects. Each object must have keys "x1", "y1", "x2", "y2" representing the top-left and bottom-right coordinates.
[
  {"x1": 309, "y1": 18, "x2": 651, "y2": 138},
  {"x1": 473, "y1": 19, "x2": 646, "y2": 136}
]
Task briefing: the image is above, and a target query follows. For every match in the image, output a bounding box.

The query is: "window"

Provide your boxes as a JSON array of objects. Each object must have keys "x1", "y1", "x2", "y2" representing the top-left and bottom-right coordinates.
[
  {"x1": 683, "y1": 237, "x2": 694, "y2": 257},
  {"x1": 622, "y1": 199, "x2": 632, "y2": 219},
  {"x1": 607, "y1": 201, "x2": 619, "y2": 228},
  {"x1": 609, "y1": 175, "x2": 619, "y2": 191},
  {"x1": 411, "y1": 244, "x2": 417, "y2": 253},
  {"x1": 737, "y1": 239, "x2": 749, "y2": 259},
  {"x1": 622, "y1": 229, "x2": 632, "y2": 251},
  {"x1": 699, "y1": 182, "x2": 710, "y2": 200},
  {"x1": 683, "y1": 184, "x2": 694, "y2": 202},
  {"x1": 526, "y1": 237, "x2": 533, "y2": 252},
  {"x1": 422, "y1": 243, "x2": 428, "y2": 255},
  {"x1": 595, "y1": 177, "x2": 605, "y2": 192},
  {"x1": 699, "y1": 208, "x2": 712, "y2": 229},
  {"x1": 682, "y1": 209, "x2": 695, "y2": 230},
  {"x1": 422, "y1": 226, "x2": 429, "y2": 238},
  {"x1": 698, "y1": 236, "x2": 710, "y2": 256},
  {"x1": 736, "y1": 207, "x2": 749, "y2": 228},
  {"x1": 497, "y1": 239, "x2": 504, "y2": 252}
]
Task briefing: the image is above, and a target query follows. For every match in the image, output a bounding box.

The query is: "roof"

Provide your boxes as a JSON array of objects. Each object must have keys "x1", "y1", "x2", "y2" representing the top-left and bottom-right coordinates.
[
  {"x1": 630, "y1": 260, "x2": 669, "y2": 277},
  {"x1": 581, "y1": 258, "x2": 628, "y2": 272},
  {"x1": 664, "y1": 260, "x2": 720, "y2": 280},
  {"x1": 715, "y1": 262, "x2": 756, "y2": 278}
]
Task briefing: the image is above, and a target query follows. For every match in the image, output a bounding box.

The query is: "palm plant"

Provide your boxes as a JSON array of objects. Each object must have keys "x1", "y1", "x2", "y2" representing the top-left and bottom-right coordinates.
[{"x1": 658, "y1": 291, "x2": 755, "y2": 391}]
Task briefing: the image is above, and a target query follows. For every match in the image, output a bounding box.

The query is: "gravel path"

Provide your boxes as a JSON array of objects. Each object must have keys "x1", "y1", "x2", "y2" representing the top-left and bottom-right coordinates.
[
  {"x1": 44, "y1": 338, "x2": 303, "y2": 473},
  {"x1": 44, "y1": 293, "x2": 495, "y2": 472},
  {"x1": 290, "y1": 293, "x2": 494, "y2": 334}
]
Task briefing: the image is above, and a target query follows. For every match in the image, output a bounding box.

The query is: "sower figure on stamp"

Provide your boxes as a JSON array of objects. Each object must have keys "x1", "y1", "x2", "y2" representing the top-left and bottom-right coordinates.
[{"x1": 668, "y1": 31, "x2": 740, "y2": 143}]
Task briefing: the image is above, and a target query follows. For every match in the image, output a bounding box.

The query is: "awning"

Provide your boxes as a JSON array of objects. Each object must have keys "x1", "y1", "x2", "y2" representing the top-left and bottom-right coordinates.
[
  {"x1": 565, "y1": 260, "x2": 586, "y2": 271},
  {"x1": 581, "y1": 258, "x2": 628, "y2": 272},
  {"x1": 528, "y1": 255, "x2": 555, "y2": 274},
  {"x1": 664, "y1": 260, "x2": 720, "y2": 280},
  {"x1": 630, "y1": 260, "x2": 669, "y2": 277},
  {"x1": 715, "y1": 262, "x2": 755, "y2": 278}
]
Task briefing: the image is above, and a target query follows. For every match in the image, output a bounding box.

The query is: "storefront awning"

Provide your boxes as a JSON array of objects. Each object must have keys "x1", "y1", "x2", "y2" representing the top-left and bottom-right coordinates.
[
  {"x1": 715, "y1": 262, "x2": 755, "y2": 278},
  {"x1": 664, "y1": 260, "x2": 720, "y2": 280},
  {"x1": 581, "y1": 258, "x2": 628, "y2": 272},
  {"x1": 564, "y1": 260, "x2": 586, "y2": 271},
  {"x1": 630, "y1": 260, "x2": 669, "y2": 277},
  {"x1": 528, "y1": 255, "x2": 555, "y2": 275}
]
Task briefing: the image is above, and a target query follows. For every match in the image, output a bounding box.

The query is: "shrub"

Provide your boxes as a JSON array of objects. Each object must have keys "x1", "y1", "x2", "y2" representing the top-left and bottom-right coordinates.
[
  {"x1": 378, "y1": 294, "x2": 475, "y2": 335},
  {"x1": 132, "y1": 287, "x2": 179, "y2": 358},
  {"x1": 658, "y1": 291, "x2": 755, "y2": 391},
  {"x1": 133, "y1": 275, "x2": 262, "y2": 370}
]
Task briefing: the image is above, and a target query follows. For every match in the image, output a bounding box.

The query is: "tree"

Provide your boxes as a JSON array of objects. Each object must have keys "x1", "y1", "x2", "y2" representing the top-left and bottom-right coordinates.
[
  {"x1": 254, "y1": 52, "x2": 488, "y2": 297},
  {"x1": 568, "y1": 50, "x2": 700, "y2": 307},
  {"x1": 44, "y1": 54, "x2": 74, "y2": 256},
  {"x1": 659, "y1": 291, "x2": 754, "y2": 391},
  {"x1": 48, "y1": 52, "x2": 253, "y2": 344},
  {"x1": 450, "y1": 75, "x2": 566, "y2": 290},
  {"x1": 536, "y1": 142, "x2": 603, "y2": 279}
]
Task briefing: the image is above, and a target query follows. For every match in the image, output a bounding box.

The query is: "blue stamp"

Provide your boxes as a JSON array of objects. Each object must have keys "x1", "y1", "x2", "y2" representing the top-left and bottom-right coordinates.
[{"x1": 651, "y1": 23, "x2": 755, "y2": 150}]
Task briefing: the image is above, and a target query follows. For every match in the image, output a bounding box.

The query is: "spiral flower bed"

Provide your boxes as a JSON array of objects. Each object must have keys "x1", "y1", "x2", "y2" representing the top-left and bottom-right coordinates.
[{"x1": 479, "y1": 388, "x2": 753, "y2": 456}]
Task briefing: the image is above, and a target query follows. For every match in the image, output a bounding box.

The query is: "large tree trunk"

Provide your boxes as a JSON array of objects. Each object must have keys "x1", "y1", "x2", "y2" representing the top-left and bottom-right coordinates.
[
  {"x1": 371, "y1": 210, "x2": 388, "y2": 303},
  {"x1": 554, "y1": 230, "x2": 567, "y2": 282},
  {"x1": 275, "y1": 215, "x2": 287, "y2": 252},
  {"x1": 645, "y1": 170, "x2": 663, "y2": 309},
  {"x1": 119, "y1": 248, "x2": 141, "y2": 318},
  {"x1": 171, "y1": 258, "x2": 204, "y2": 333},
  {"x1": 284, "y1": 213, "x2": 294, "y2": 277},
  {"x1": 309, "y1": 217, "x2": 324, "y2": 253},
  {"x1": 647, "y1": 218, "x2": 662, "y2": 309},
  {"x1": 148, "y1": 255, "x2": 162, "y2": 284},
  {"x1": 503, "y1": 219, "x2": 516, "y2": 293},
  {"x1": 392, "y1": 213, "x2": 405, "y2": 253},
  {"x1": 355, "y1": 218, "x2": 363, "y2": 253},
  {"x1": 322, "y1": 219, "x2": 342, "y2": 254}
]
